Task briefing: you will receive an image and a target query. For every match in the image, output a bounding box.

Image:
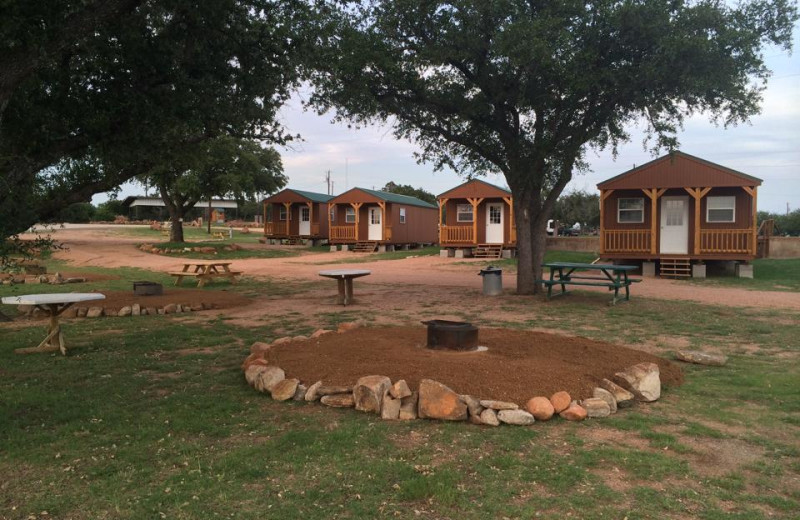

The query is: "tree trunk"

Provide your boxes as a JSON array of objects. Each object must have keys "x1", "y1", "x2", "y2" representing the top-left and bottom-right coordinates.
[
  {"x1": 514, "y1": 193, "x2": 536, "y2": 294},
  {"x1": 169, "y1": 213, "x2": 184, "y2": 242}
]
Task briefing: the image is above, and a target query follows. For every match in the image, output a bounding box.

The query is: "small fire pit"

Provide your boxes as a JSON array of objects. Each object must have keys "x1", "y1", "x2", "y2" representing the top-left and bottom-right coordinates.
[
  {"x1": 133, "y1": 281, "x2": 163, "y2": 296},
  {"x1": 422, "y1": 320, "x2": 479, "y2": 351}
]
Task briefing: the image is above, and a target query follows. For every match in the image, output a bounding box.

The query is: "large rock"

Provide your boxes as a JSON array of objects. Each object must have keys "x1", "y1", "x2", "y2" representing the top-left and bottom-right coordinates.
[
  {"x1": 675, "y1": 350, "x2": 728, "y2": 366},
  {"x1": 599, "y1": 379, "x2": 635, "y2": 409},
  {"x1": 317, "y1": 384, "x2": 352, "y2": 396},
  {"x1": 293, "y1": 384, "x2": 307, "y2": 401},
  {"x1": 163, "y1": 303, "x2": 178, "y2": 314},
  {"x1": 320, "y1": 393, "x2": 355, "y2": 408},
  {"x1": 271, "y1": 378, "x2": 299, "y2": 401},
  {"x1": 461, "y1": 395, "x2": 484, "y2": 417},
  {"x1": 305, "y1": 381, "x2": 323, "y2": 401},
  {"x1": 498, "y1": 409, "x2": 535, "y2": 426},
  {"x1": 550, "y1": 391, "x2": 571, "y2": 413},
  {"x1": 399, "y1": 391, "x2": 418, "y2": 420},
  {"x1": 241, "y1": 352, "x2": 267, "y2": 371},
  {"x1": 592, "y1": 387, "x2": 617, "y2": 414},
  {"x1": 479, "y1": 408, "x2": 500, "y2": 426},
  {"x1": 86, "y1": 307, "x2": 103, "y2": 318},
  {"x1": 582, "y1": 398, "x2": 612, "y2": 418},
  {"x1": 613, "y1": 362, "x2": 661, "y2": 402},
  {"x1": 354, "y1": 375, "x2": 391, "y2": 414},
  {"x1": 76, "y1": 307, "x2": 88, "y2": 318},
  {"x1": 255, "y1": 366, "x2": 285, "y2": 393},
  {"x1": 418, "y1": 379, "x2": 468, "y2": 421},
  {"x1": 310, "y1": 329, "x2": 332, "y2": 339},
  {"x1": 131, "y1": 304, "x2": 141, "y2": 316},
  {"x1": 381, "y1": 397, "x2": 401, "y2": 420},
  {"x1": 560, "y1": 404, "x2": 587, "y2": 422},
  {"x1": 480, "y1": 399, "x2": 519, "y2": 411},
  {"x1": 118, "y1": 306, "x2": 131, "y2": 317},
  {"x1": 244, "y1": 365, "x2": 269, "y2": 386},
  {"x1": 525, "y1": 396, "x2": 555, "y2": 421},
  {"x1": 390, "y1": 379, "x2": 412, "y2": 399},
  {"x1": 250, "y1": 342, "x2": 272, "y2": 354}
]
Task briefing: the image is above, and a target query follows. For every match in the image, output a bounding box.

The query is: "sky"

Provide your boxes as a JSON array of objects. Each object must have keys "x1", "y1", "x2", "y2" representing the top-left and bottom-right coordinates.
[{"x1": 100, "y1": 25, "x2": 800, "y2": 214}]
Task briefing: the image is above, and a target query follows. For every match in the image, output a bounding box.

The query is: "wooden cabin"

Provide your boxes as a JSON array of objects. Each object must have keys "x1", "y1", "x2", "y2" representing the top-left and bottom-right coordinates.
[
  {"x1": 262, "y1": 189, "x2": 333, "y2": 244},
  {"x1": 437, "y1": 179, "x2": 515, "y2": 258},
  {"x1": 327, "y1": 188, "x2": 438, "y2": 251},
  {"x1": 597, "y1": 151, "x2": 762, "y2": 277}
]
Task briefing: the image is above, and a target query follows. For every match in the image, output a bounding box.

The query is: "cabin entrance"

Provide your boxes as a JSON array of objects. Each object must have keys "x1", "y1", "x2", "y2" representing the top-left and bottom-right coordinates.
[
  {"x1": 660, "y1": 196, "x2": 689, "y2": 254},
  {"x1": 486, "y1": 203, "x2": 504, "y2": 244},
  {"x1": 368, "y1": 207, "x2": 382, "y2": 241},
  {"x1": 299, "y1": 206, "x2": 311, "y2": 236}
]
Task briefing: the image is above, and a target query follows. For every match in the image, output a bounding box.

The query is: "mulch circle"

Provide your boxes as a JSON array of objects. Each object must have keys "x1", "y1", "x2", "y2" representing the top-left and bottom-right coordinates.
[{"x1": 268, "y1": 327, "x2": 683, "y2": 403}]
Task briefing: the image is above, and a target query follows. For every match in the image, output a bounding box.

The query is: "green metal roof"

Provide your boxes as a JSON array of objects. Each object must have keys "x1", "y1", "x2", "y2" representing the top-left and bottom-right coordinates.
[
  {"x1": 358, "y1": 188, "x2": 438, "y2": 209},
  {"x1": 288, "y1": 189, "x2": 334, "y2": 203}
]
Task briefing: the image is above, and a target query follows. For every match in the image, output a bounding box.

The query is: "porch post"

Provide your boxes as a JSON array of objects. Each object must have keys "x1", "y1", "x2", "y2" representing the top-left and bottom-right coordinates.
[
  {"x1": 377, "y1": 201, "x2": 386, "y2": 241},
  {"x1": 684, "y1": 187, "x2": 711, "y2": 255},
  {"x1": 262, "y1": 202, "x2": 267, "y2": 235},
  {"x1": 643, "y1": 188, "x2": 666, "y2": 255},
  {"x1": 328, "y1": 203, "x2": 333, "y2": 239},
  {"x1": 743, "y1": 186, "x2": 758, "y2": 255},
  {"x1": 350, "y1": 202, "x2": 362, "y2": 241},
  {"x1": 283, "y1": 202, "x2": 292, "y2": 235},
  {"x1": 600, "y1": 190, "x2": 614, "y2": 254},
  {"x1": 438, "y1": 198, "x2": 447, "y2": 244},
  {"x1": 307, "y1": 202, "x2": 314, "y2": 236},
  {"x1": 503, "y1": 196, "x2": 514, "y2": 244},
  {"x1": 467, "y1": 197, "x2": 483, "y2": 244}
]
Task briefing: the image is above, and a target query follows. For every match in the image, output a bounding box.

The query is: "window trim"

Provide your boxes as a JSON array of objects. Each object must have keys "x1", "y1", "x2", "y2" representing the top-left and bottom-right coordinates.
[
  {"x1": 456, "y1": 204, "x2": 474, "y2": 223},
  {"x1": 279, "y1": 206, "x2": 287, "y2": 221},
  {"x1": 345, "y1": 207, "x2": 356, "y2": 224},
  {"x1": 706, "y1": 196, "x2": 736, "y2": 223},
  {"x1": 399, "y1": 207, "x2": 406, "y2": 224},
  {"x1": 617, "y1": 197, "x2": 645, "y2": 224}
]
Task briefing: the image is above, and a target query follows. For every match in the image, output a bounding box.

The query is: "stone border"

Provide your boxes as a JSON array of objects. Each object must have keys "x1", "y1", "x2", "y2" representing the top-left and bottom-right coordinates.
[
  {"x1": 137, "y1": 243, "x2": 243, "y2": 255},
  {"x1": 1, "y1": 273, "x2": 86, "y2": 286},
  {"x1": 242, "y1": 323, "x2": 664, "y2": 426},
  {"x1": 17, "y1": 301, "x2": 217, "y2": 319}
]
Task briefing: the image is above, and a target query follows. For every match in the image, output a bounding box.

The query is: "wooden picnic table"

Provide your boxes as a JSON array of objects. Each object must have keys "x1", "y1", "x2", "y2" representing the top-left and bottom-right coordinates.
[
  {"x1": 540, "y1": 262, "x2": 640, "y2": 305},
  {"x1": 1, "y1": 293, "x2": 106, "y2": 354},
  {"x1": 318, "y1": 269, "x2": 371, "y2": 306},
  {"x1": 170, "y1": 261, "x2": 241, "y2": 288}
]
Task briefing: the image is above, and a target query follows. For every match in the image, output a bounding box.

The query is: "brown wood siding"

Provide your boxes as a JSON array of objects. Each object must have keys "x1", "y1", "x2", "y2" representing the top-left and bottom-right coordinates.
[
  {"x1": 390, "y1": 203, "x2": 438, "y2": 243},
  {"x1": 699, "y1": 187, "x2": 752, "y2": 230},
  {"x1": 442, "y1": 198, "x2": 512, "y2": 244},
  {"x1": 603, "y1": 190, "x2": 652, "y2": 230},
  {"x1": 328, "y1": 189, "x2": 382, "y2": 205},
  {"x1": 600, "y1": 154, "x2": 761, "y2": 189}
]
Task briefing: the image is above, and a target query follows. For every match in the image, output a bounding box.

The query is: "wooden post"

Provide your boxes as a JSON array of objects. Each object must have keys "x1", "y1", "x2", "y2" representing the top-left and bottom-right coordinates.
[
  {"x1": 438, "y1": 198, "x2": 447, "y2": 244},
  {"x1": 743, "y1": 186, "x2": 758, "y2": 256},
  {"x1": 350, "y1": 202, "x2": 363, "y2": 241},
  {"x1": 328, "y1": 203, "x2": 333, "y2": 239},
  {"x1": 503, "y1": 196, "x2": 513, "y2": 244},
  {"x1": 306, "y1": 202, "x2": 314, "y2": 236},
  {"x1": 600, "y1": 190, "x2": 614, "y2": 254},
  {"x1": 283, "y1": 202, "x2": 292, "y2": 236},
  {"x1": 684, "y1": 187, "x2": 710, "y2": 255},
  {"x1": 644, "y1": 188, "x2": 666, "y2": 255},
  {"x1": 467, "y1": 197, "x2": 483, "y2": 244},
  {"x1": 377, "y1": 201, "x2": 386, "y2": 241}
]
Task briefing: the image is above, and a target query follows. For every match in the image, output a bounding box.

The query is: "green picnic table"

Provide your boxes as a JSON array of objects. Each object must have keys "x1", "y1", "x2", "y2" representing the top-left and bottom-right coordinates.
[{"x1": 540, "y1": 262, "x2": 640, "y2": 305}]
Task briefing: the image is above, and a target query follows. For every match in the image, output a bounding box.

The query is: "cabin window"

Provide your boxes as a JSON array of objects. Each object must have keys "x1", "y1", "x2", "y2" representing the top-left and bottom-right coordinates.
[
  {"x1": 399, "y1": 207, "x2": 406, "y2": 224},
  {"x1": 617, "y1": 198, "x2": 644, "y2": 223},
  {"x1": 706, "y1": 196, "x2": 736, "y2": 223},
  {"x1": 456, "y1": 204, "x2": 473, "y2": 222},
  {"x1": 279, "y1": 206, "x2": 287, "y2": 221},
  {"x1": 345, "y1": 207, "x2": 356, "y2": 223},
  {"x1": 329, "y1": 206, "x2": 336, "y2": 222}
]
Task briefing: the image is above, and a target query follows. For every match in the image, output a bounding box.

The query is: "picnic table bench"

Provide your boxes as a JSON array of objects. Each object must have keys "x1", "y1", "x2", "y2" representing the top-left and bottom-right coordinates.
[
  {"x1": 170, "y1": 261, "x2": 241, "y2": 288},
  {"x1": 540, "y1": 262, "x2": 640, "y2": 305}
]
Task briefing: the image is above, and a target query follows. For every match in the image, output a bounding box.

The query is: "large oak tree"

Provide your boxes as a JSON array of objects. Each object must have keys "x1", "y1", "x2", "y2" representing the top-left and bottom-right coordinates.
[
  {"x1": 311, "y1": 0, "x2": 797, "y2": 293},
  {"x1": 0, "y1": 0, "x2": 310, "y2": 246}
]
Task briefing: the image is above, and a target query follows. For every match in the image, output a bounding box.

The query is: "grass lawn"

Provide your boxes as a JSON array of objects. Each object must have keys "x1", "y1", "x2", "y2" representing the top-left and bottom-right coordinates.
[
  {"x1": 687, "y1": 258, "x2": 800, "y2": 292},
  {"x1": 1, "y1": 262, "x2": 798, "y2": 518},
  {"x1": 309, "y1": 246, "x2": 441, "y2": 265},
  {"x1": 109, "y1": 225, "x2": 265, "y2": 245},
  {"x1": 459, "y1": 250, "x2": 598, "y2": 272},
  {"x1": 143, "y1": 241, "x2": 300, "y2": 261}
]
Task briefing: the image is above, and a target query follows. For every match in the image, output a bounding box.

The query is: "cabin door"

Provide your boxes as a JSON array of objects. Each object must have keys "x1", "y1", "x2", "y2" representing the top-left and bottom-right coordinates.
[
  {"x1": 485, "y1": 203, "x2": 504, "y2": 244},
  {"x1": 660, "y1": 196, "x2": 689, "y2": 254},
  {"x1": 368, "y1": 207, "x2": 382, "y2": 241},
  {"x1": 299, "y1": 206, "x2": 311, "y2": 236}
]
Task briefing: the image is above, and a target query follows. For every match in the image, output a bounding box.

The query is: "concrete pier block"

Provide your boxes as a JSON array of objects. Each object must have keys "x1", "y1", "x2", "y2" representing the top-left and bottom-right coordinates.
[
  {"x1": 501, "y1": 249, "x2": 513, "y2": 259},
  {"x1": 736, "y1": 263, "x2": 754, "y2": 279},
  {"x1": 642, "y1": 261, "x2": 656, "y2": 277},
  {"x1": 440, "y1": 249, "x2": 451, "y2": 258},
  {"x1": 692, "y1": 263, "x2": 706, "y2": 279},
  {"x1": 341, "y1": 245, "x2": 349, "y2": 252},
  {"x1": 329, "y1": 245, "x2": 338, "y2": 252},
  {"x1": 386, "y1": 244, "x2": 395, "y2": 252},
  {"x1": 378, "y1": 245, "x2": 387, "y2": 253}
]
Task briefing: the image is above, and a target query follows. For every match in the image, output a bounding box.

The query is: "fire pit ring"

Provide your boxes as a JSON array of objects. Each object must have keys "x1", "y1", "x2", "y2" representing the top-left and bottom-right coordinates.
[
  {"x1": 133, "y1": 281, "x2": 163, "y2": 296},
  {"x1": 421, "y1": 320, "x2": 480, "y2": 351}
]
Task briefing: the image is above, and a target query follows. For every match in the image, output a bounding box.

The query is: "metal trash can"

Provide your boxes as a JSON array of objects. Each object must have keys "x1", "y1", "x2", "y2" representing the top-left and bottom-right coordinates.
[{"x1": 478, "y1": 266, "x2": 503, "y2": 296}]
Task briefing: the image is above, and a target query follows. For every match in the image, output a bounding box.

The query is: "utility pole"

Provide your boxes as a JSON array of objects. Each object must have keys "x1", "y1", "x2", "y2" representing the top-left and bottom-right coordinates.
[{"x1": 325, "y1": 170, "x2": 332, "y2": 195}]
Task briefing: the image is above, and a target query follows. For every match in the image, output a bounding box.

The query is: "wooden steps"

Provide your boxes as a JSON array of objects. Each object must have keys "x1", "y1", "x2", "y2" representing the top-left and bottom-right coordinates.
[
  {"x1": 659, "y1": 258, "x2": 691, "y2": 278},
  {"x1": 352, "y1": 241, "x2": 378, "y2": 253},
  {"x1": 473, "y1": 244, "x2": 503, "y2": 259}
]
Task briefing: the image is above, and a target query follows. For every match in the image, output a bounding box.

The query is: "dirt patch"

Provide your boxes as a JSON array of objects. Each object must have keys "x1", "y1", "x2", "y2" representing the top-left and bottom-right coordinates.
[{"x1": 267, "y1": 327, "x2": 683, "y2": 404}]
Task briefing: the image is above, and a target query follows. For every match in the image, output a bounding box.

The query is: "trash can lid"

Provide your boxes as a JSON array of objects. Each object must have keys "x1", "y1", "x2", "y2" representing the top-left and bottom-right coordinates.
[{"x1": 478, "y1": 266, "x2": 502, "y2": 275}]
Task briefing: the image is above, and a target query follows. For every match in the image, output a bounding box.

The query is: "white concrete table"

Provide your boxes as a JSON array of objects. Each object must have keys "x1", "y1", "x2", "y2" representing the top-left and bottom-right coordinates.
[
  {"x1": 1, "y1": 293, "x2": 105, "y2": 355},
  {"x1": 318, "y1": 270, "x2": 371, "y2": 306}
]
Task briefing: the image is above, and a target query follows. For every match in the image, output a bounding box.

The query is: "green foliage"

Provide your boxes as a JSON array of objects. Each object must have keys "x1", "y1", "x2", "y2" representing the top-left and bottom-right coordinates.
[
  {"x1": 1, "y1": 0, "x2": 311, "y2": 240},
  {"x1": 93, "y1": 199, "x2": 125, "y2": 222},
  {"x1": 758, "y1": 209, "x2": 800, "y2": 236},
  {"x1": 553, "y1": 190, "x2": 600, "y2": 229},
  {"x1": 381, "y1": 181, "x2": 436, "y2": 204},
  {"x1": 311, "y1": 0, "x2": 797, "y2": 293},
  {"x1": 56, "y1": 202, "x2": 95, "y2": 223}
]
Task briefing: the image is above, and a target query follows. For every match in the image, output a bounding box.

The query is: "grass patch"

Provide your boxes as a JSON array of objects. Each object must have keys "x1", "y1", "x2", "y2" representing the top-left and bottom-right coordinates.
[
  {"x1": 310, "y1": 246, "x2": 440, "y2": 265},
  {"x1": 142, "y1": 241, "x2": 298, "y2": 260},
  {"x1": 107, "y1": 225, "x2": 264, "y2": 244},
  {"x1": 687, "y1": 258, "x2": 800, "y2": 292},
  {"x1": 458, "y1": 249, "x2": 597, "y2": 272}
]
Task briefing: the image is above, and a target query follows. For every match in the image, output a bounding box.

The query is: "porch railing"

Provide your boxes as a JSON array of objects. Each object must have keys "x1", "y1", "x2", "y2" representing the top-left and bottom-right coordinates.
[
  {"x1": 603, "y1": 229, "x2": 651, "y2": 253},
  {"x1": 700, "y1": 229, "x2": 752, "y2": 254},
  {"x1": 440, "y1": 225, "x2": 474, "y2": 244},
  {"x1": 330, "y1": 225, "x2": 356, "y2": 241}
]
